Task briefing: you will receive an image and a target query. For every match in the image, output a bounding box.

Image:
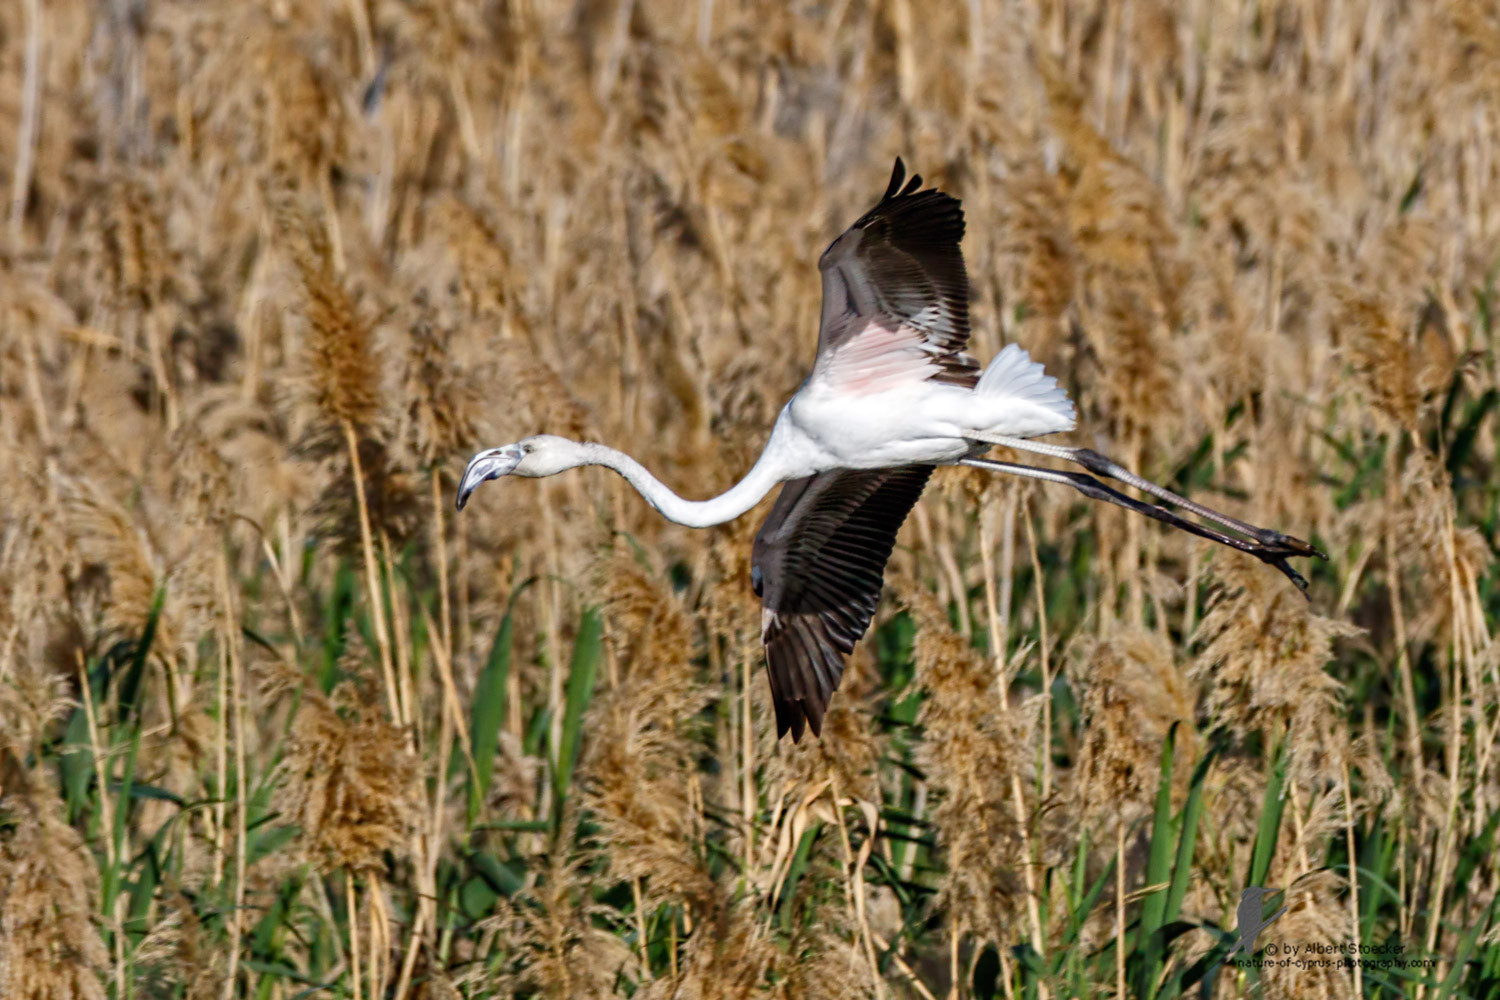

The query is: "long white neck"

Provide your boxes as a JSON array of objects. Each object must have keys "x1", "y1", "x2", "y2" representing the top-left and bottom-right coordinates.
[{"x1": 572, "y1": 440, "x2": 790, "y2": 528}]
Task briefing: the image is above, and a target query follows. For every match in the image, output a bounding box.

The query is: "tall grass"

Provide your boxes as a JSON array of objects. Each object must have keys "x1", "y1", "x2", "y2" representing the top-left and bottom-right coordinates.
[{"x1": 1, "y1": 0, "x2": 1498, "y2": 997}]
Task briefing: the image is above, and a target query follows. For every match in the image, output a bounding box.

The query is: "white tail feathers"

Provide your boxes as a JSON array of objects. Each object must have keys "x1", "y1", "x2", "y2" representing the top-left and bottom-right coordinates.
[{"x1": 974, "y1": 343, "x2": 1076, "y2": 436}]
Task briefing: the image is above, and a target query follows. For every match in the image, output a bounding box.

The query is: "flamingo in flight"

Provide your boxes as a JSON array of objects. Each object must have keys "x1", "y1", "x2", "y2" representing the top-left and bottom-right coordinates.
[{"x1": 456, "y1": 159, "x2": 1324, "y2": 741}]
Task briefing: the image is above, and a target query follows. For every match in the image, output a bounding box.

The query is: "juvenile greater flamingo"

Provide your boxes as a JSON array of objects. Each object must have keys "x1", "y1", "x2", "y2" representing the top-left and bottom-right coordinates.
[{"x1": 457, "y1": 160, "x2": 1323, "y2": 740}]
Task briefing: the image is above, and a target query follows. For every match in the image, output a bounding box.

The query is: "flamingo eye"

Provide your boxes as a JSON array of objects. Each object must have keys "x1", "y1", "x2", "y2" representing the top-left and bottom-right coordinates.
[{"x1": 750, "y1": 565, "x2": 764, "y2": 598}]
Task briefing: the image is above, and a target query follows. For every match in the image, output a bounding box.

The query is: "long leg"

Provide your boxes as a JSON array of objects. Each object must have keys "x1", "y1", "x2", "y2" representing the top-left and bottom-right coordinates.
[
  {"x1": 972, "y1": 434, "x2": 1325, "y2": 559},
  {"x1": 958, "y1": 457, "x2": 1319, "y2": 594}
]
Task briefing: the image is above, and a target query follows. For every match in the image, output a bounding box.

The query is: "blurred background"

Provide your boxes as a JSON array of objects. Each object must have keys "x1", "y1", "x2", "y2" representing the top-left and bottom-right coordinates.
[{"x1": 0, "y1": 0, "x2": 1497, "y2": 997}]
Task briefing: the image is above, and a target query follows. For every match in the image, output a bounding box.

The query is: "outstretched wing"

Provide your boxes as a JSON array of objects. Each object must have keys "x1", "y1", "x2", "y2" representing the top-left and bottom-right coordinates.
[
  {"x1": 751, "y1": 465, "x2": 934, "y2": 741},
  {"x1": 813, "y1": 158, "x2": 978, "y2": 394}
]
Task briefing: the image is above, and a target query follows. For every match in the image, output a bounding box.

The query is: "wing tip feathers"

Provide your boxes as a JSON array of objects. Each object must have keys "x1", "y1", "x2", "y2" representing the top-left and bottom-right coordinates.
[
  {"x1": 772, "y1": 695, "x2": 820, "y2": 742},
  {"x1": 882, "y1": 157, "x2": 906, "y2": 201}
]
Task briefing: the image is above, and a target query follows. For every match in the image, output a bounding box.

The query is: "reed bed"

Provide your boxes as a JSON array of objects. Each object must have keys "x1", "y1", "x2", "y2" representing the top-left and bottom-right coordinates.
[{"x1": 1, "y1": 1, "x2": 1497, "y2": 997}]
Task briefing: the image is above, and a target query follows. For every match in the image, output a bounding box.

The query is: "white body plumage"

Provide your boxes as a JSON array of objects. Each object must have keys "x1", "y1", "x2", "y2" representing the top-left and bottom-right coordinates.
[{"x1": 784, "y1": 343, "x2": 1077, "y2": 473}]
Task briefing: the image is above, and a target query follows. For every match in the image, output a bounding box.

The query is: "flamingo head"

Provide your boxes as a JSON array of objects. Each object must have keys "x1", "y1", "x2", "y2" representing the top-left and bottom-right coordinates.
[{"x1": 455, "y1": 435, "x2": 584, "y2": 509}]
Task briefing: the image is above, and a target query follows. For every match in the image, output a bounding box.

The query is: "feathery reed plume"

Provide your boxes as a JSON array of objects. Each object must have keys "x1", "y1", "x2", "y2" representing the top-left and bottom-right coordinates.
[
  {"x1": 903, "y1": 584, "x2": 1026, "y2": 944},
  {"x1": 151, "y1": 427, "x2": 231, "y2": 648},
  {"x1": 633, "y1": 894, "x2": 778, "y2": 1000},
  {"x1": 1387, "y1": 452, "x2": 1474, "y2": 647},
  {"x1": 0, "y1": 768, "x2": 109, "y2": 1000},
  {"x1": 777, "y1": 917, "x2": 874, "y2": 1000},
  {"x1": 467, "y1": 807, "x2": 635, "y2": 998},
  {"x1": 1191, "y1": 561, "x2": 1356, "y2": 787},
  {"x1": 270, "y1": 654, "x2": 421, "y2": 872},
  {"x1": 1425, "y1": 0, "x2": 1500, "y2": 111},
  {"x1": 489, "y1": 336, "x2": 594, "y2": 443},
  {"x1": 1334, "y1": 286, "x2": 1455, "y2": 435},
  {"x1": 1069, "y1": 628, "x2": 1198, "y2": 830},
  {"x1": 57, "y1": 479, "x2": 173, "y2": 652},
  {"x1": 164, "y1": 425, "x2": 233, "y2": 536},
  {"x1": 67, "y1": 172, "x2": 187, "y2": 425},
  {"x1": 274, "y1": 185, "x2": 383, "y2": 440},
  {"x1": 1256, "y1": 871, "x2": 1357, "y2": 1000},
  {"x1": 274, "y1": 175, "x2": 418, "y2": 749},
  {"x1": 91, "y1": 176, "x2": 174, "y2": 313},
  {"x1": 427, "y1": 196, "x2": 515, "y2": 324},
  {"x1": 132, "y1": 890, "x2": 220, "y2": 1000},
  {"x1": 0, "y1": 637, "x2": 71, "y2": 761},
  {"x1": 582, "y1": 554, "x2": 714, "y2": 910},
  {"x1": 1039, "y1": 52, "x2": 1181, "y2": 436},
  {"x1": 184, "y1": 7, "x2": 350, "y2": 182},
  {"x1": 50, "y1": 431, "x2": 224, "y2": 673},
  {"x1": 399, "y1": 296, "x2": 490, "y2": 471},
  {"x1": 0, "y1": 448, "x2": 75, "y2": 694},
  {"x1": 995, "y1": 164, "x2": 1076, "y2": 340}
]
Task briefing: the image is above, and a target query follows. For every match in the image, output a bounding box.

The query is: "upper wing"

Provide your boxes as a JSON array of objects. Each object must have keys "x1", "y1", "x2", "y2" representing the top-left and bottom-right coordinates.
[
  {"x1": 813, "y1": 158, "x2": 978, "y2": 394},
  {"x1": 751, "y1": 464, "x2": 934, "y2": 741}
]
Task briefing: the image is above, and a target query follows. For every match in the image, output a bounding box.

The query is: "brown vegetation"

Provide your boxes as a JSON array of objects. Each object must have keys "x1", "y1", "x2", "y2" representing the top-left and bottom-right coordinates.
[{"x1": 1, "y1": 0, "x2": 1497, "y2": 996}]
